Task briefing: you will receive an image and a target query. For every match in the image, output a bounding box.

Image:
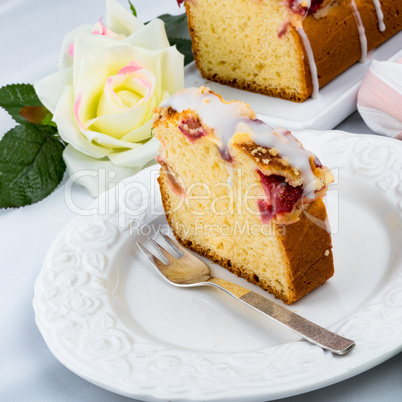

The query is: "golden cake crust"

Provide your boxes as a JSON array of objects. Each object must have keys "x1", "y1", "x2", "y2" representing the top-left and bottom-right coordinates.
[{"x1": 304, "y1": 0, "x2": 402, "y2": 89}]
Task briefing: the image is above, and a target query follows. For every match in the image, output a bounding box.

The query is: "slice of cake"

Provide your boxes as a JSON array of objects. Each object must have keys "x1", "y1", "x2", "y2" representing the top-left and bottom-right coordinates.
[
  {"x1": 153, "y1": 87, "x2": 335, "y2": 304},
  {"x1": 182, "y1": 0, "x2": 402, "y2": 101}
]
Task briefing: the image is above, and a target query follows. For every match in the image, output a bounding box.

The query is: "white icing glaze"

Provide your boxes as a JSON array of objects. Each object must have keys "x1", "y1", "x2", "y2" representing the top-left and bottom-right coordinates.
[
  {"x1": 297, "y1": 27, "x2": 320, "y2": 99},
  {"x1": 372, "y1": 0, "x2": 386, "y2": 32},
  {"x1": 166, "y1": 87, "x2": 252, "y2": 148},
  {"x1": 164, "y1": 87, "x2": 317, "y2": 197},
  {"x1": 350, "y1": 0, "x2": 368, "y2": 62},
  {"x1": 293, "y1": 0, "x2": 311, "y2": 8}
]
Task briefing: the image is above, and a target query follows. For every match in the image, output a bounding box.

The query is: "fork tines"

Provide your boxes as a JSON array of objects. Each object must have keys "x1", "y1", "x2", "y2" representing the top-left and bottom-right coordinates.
[{"x1": 137, "y1": 232, "x2": 182, "y2": 266}]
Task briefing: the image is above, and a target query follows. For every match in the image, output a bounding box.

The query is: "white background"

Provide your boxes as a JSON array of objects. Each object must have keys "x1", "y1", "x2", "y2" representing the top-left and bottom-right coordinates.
[{"x1": 0, "y1": 0, "x2": 401, "y2": 401}]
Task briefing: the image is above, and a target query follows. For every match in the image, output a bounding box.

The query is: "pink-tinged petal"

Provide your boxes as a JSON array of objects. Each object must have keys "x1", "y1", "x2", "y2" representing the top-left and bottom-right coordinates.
[
  {"x1": 100, "y1": 18, "x2": 107, "y2": 35},
  {"x1": 104, "y1": 75, "x2": 131, "y2": 112},
  {"x1": 52, "y1": 85, "x2": 107, "y2": 159},
  {"x1": 73, "y1": 92, "x2": 87, "y2": 131},
  {"x1": 91, "y1": 17, "x2": 125, "y2": 40},
  {"x1": 137, "y1": 77, "x2": 153, "y2": 105},
  {"x1": 117, "y1": 60, "x2": 142, "y2": 75},
  {"x1": 68, "y1": 42, "x2": 75, "y2": 58},
  {"x1": 101, "y1": 65, "x2": 156, "y2": 113},
  {"x1": 92, "y1": 18, "x2": 108, "y2": 36},
  {"x1": 105, "y1": 76, "x2": 124, "y2": 109}
]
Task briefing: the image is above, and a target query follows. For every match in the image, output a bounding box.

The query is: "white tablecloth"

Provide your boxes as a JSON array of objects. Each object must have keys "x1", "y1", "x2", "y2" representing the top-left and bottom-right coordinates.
[{"x1": 0, "y1": 1, "x2": 401, "y2": 401}]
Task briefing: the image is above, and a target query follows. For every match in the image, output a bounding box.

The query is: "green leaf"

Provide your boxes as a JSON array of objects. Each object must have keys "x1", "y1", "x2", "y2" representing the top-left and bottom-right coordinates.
[
  {"x1": 19, "y1": 105, "x2": 56, "y2": 127},
  {"x1": 0, "y1": 83, "x2": 43, "y2": 125},
  {"x1": 128, "y1": 0, "x2": 137, "y2": 17},
  {"x1": 169, "y1": 37, "x2": 194, "y2": 66},
  {"x1": 157, "y1": 13, "x2": 187, "y2": 36},
  {"x1": 0, "y1": 123, "x2": 66, "y2": 208}
]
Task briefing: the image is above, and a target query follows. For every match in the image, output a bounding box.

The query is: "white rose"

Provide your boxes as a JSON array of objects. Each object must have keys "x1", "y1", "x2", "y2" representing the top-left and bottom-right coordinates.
[
  {"x1": 58, "y1": 0, "x2": 143, "y2": 70},
  {"x1": 35, "y1": 0, "x2": 184, "y2": 197}
]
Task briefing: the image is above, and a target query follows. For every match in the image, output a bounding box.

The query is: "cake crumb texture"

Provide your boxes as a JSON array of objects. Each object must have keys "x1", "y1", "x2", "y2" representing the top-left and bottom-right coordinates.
[{"x1": 185, "y1": 0, "x2": 402, "y2": 102}]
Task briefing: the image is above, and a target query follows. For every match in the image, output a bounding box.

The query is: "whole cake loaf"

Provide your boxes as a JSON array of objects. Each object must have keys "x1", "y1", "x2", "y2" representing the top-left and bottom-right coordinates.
[
  {"x1": 182, "y1": 0, "x2": 402, "y2": 101},
  {"x1": 153, "y1": 87, "x2": 335, "y2": 304}
]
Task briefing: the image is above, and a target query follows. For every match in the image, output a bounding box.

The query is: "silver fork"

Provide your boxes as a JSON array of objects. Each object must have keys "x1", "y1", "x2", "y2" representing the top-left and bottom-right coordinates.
[{"x1": 137, "y1": 232, "x2": 355, "y2": 355}]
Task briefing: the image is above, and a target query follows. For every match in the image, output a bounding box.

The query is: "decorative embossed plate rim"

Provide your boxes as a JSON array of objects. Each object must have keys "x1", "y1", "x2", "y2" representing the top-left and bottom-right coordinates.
[{"x1": 33, "y1": 131, "x2": 402, "y2": 401}]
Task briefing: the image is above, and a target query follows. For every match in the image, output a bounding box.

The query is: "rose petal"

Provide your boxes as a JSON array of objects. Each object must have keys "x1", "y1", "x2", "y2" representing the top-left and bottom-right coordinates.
[
  {"x1": 158, "y1": 46, "x2": 185, "y2": 95},
  {"x1": 34, "y1": 68, "x2": 74, "y2": 113},
  {"x1": 73, "y1": 32, "x2": 123, "y2": 93},
  {"x1": 74, "y1": 37, "x2": 149, "y2": 101},
  {"x1": 57, "y1": 0, "x2": 143, "y2": 72},
  {"x1": 56, "y1": 24, "x2": 93, "y2": 70},
  {"x1": 108, "y1": 135, "x2": 160, "y2": 167},
  {"x1": 120, "y1": 119, "x2": 154, "y2": 143},
  {"x1": 131, "y1": 47, "x2": 184, "y2": 102},
  {"x1": 97, "y1": 68, "x2": 156, "y2": 114},
  {"x1": 63, "y1": 144, "x2": 142, "y2": 197},
  {"x1": 73, "y1": 70, "x2": 106, "y2": 129},
  {"x1": 53, "y1": 85, "x2": 108, "y2": 158},
  {"x1": 124, "y1": 19, "x2": 170, "y2": 50},
  {"x1": 73, "y1": 51, "x2": 146, "y2": 127},
  {"x1": 88, "y1": 100, "x2": 154, "y2": 139},
  {"x1": 82, "y1": 127, "x2": 144, "y2": 149},
  {"x1": 106, "y1": 0, "x2": 144, "y2": 37},
  {"x1": 92, "y1": 17, "x2": 126, "y2": 40},
  {"x1": 73, "y1": 45, "x2": 154, "y2": 131}
]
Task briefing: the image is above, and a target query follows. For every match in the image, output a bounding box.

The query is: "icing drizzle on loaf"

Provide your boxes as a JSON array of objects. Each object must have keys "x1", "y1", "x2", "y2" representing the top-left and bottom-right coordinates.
[
  {"x1": 292, "y1": 0, "x2": 386, "y2": 97},
  {"x1": 372, "y1": 0, "x2": 386, "y2": 32},
  {"x1": 164, "y1": 87, "x2": 319, "y2": 197},
  {"x1": 350, "y1": 0, "x2": 368, "y2": 62}
]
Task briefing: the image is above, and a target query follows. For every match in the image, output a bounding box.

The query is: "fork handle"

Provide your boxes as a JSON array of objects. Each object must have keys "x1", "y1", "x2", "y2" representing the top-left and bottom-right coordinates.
[{"x1": 208, "y1": 279, "x2": 355, "y2": 355}]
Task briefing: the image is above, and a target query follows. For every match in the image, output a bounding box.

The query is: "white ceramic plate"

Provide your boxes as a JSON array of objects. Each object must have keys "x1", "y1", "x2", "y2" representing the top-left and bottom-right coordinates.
[
  {"x1": 33, "y1": 131, "x2": 402, "y2": 401},
  {"x1": 185, "y1": 31, "x2": 402, "y2": 132}
]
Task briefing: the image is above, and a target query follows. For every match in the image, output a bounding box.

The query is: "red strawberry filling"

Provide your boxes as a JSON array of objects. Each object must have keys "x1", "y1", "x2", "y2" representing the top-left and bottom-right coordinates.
[
  {"x1": 286, "y1": 0, "x2": 324, "y2": 16},
  {"x1": 278, "y1": 21, "x2": 290, "y2": 38},
  {"x1": 257, "y1": 171, "x2": 303, "y2": 223},
  {"x1": 220, "y1": 147, "x2": 233, "y2": 162},
  {"x1": 313, "y1": 155, "x2": 323, "y2": 169},
  {"x1": 158, "y1": 158, "x2": 186, "y2": 198},
  {"x1": 179, "y1": 117, "x2": 207, "y2": 143},
  {"x1": 309, "y1": 0, "x2": 324, "y2": 13},
  {"x1": 257, "y1": 199, "x2": 275, "y2": 223}
]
